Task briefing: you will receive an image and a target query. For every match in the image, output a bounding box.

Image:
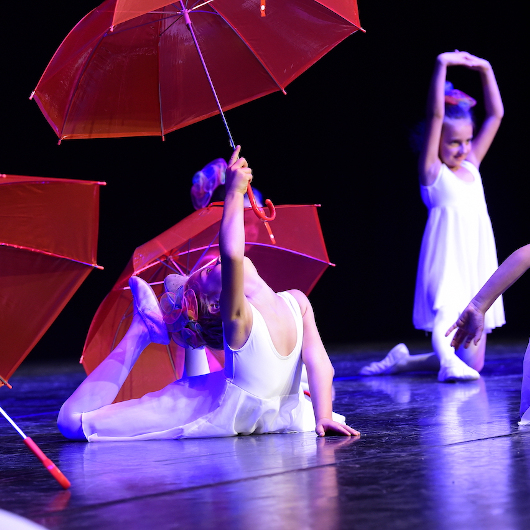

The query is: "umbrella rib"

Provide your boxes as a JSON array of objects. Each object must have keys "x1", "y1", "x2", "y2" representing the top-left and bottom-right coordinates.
[
  {"x1": 314, "y1": 1, "x2": 364, "y2": 31},
  {"x1": 242, "y1": 242, "x2": 335, "y2": 266},
  {"x1": 166, "y1": 343, "x2": 178, "y2": 379},
  {"x1": 201, "y1": 5, "x2": 287, "y2": 95},
  {"x1": 128, "y1": 256, "x2": 187, "y2": 279},
  {"x1": 156, "y1": 14, "x2": 165, "y2": 138},
  {"x1": 0, "y1": 243, "x2": 103, "y2": 269},
  {"x1": 189, "y1": 231, "x2": 221, "y2": 274},
  {"x1": 168, "y1": 255, "x2": 186, "y2": 275},
  {"x1": 58, "y1": 32, "x2": 110, "y2": 141},
  {"x1": 163, "y1": 242, "x2": 334, "y2": 266}
]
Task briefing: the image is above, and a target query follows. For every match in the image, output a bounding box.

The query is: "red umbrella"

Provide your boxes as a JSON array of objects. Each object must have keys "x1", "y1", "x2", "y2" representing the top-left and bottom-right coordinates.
[
  {"x1": 0, "y1": 174, "x2": 102, "y2": 488},
  {"x1": 81, "y1": 203, "x2": 333, "y2": 402},
  {"x1": 31, "y1": 0, "x2": 363, "y2": 223},
  {"x1": 0, "y1": 174, "x2": 103, "y2": 389},
  {"x1": 31, "y1": 0, "x2": 363, "y2": 142}
]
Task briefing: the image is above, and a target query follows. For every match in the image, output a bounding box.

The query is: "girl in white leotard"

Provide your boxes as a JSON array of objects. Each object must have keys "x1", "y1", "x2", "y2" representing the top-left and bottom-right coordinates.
[
  {"x1": 361, "y1": 51, "x2": 505, "y2": 382},
  {"x1": 58, "y1": 147, "x2": 358, "y2": 441}
]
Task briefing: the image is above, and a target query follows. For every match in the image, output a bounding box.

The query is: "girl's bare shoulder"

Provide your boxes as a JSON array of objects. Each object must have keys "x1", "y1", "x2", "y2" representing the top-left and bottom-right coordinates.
[{"x1": 284, "y1": 289, "x2": 310, "y2": 317}]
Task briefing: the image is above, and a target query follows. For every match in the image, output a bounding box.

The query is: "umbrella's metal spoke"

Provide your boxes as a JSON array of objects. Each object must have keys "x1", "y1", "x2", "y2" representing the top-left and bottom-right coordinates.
[
  {"x1": 168, "y1": 255, "x2": 186, "y2": 276},
  {"x1": 189, "y1": 231, "x2": 220, "y2": 274},
  {"x1": 166, "y1": 345, "x2": 178, "y2": 379},
  {"x1": 203, "y1": 2, "x2": 287, "y2": 95}
]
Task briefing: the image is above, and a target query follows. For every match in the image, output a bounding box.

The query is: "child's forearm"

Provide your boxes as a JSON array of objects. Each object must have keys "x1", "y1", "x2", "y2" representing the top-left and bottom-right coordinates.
[
  {"x1": 427, "y1": 57, "x2": 448, "y2": 120},
  {"x1": 220, "y1": 190, "x2": 245, "y2": 260},
  {"x1": 480, "y1": 63, "x2": 504, "y2": 119},
  {"x1": 306, "y1": 357, "x2": 335, "y2": 421},
  {"x1": 473, "y1": 245, "x2": 530, "y2": 313}
]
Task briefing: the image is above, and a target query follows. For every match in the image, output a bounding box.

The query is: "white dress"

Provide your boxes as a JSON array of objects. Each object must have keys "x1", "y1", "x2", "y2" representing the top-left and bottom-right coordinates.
[
  {"x1": 81, "y1": 292, "x2": 344, "y2": 441},
  {"x1": 413, "y1": 161, "x2": 505, "y2": 332}
]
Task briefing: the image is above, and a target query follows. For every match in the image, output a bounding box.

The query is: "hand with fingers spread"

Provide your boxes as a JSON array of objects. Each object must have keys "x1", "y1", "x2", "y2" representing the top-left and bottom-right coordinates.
[{"x1": 446, "y1": 301, "x2": 485, "y2": 350}]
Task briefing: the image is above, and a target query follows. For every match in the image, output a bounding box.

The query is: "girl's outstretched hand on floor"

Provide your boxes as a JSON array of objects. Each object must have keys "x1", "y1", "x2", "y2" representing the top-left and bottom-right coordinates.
[{"x1": 316, "y1": 418, "x2": 360, "y2": 437}]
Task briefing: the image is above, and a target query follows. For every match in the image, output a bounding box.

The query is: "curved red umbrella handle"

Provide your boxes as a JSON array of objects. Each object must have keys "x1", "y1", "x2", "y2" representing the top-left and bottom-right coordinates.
[{"x1": 247, "y1": 184, "x2": 276, "y2": 221}]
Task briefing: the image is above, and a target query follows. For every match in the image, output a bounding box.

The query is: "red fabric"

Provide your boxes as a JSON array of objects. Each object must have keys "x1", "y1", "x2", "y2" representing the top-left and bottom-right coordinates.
[
  {"x1": 32, "y1": 0, "x2": 362, "y2": 140},
  {"x1": 81, "y1": 204, "x2": 333, "y2": 402},
  {"x1": 0, "y1": 175, "x2": 102, "y2": 386}
]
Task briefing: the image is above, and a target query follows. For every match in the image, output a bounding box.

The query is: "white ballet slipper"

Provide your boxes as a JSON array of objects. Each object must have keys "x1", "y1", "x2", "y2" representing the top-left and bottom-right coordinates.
[
  {"x1": 437, "y1": 357, "x2": 480, "y2": 382},
  {"x1": 129, "y1": 276, "x2": 170, "y2": 345},
  {"x1": 359, "y1": 344, "x2": 410, "y2": 376}
]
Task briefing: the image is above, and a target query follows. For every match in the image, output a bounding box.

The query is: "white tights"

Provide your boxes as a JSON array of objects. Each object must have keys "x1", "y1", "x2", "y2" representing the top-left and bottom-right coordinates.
[{"x1": 58, "y1": 314, "x2": 150, "y2": 440}]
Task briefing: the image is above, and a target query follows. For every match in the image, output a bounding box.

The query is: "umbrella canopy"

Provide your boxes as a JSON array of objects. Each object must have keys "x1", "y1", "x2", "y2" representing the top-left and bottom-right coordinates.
[
  {"x1": 0, "y1": 174, "x2": 103, "y2": 388},
  {"x1": 31, "y1": 0, "x2": 363, "y2": 140},
  {"x1": 81, "y1": 203, "x2": 333, "y2": 402}
]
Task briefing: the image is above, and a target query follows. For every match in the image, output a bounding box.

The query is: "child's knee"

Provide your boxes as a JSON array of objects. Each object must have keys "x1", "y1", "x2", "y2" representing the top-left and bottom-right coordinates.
[
  {"x1": 57, "y1": 405, "x2": 86, "y2": 441},
  {"x1": 456, "y1": 344, "x2": 485, "y2": 372}
]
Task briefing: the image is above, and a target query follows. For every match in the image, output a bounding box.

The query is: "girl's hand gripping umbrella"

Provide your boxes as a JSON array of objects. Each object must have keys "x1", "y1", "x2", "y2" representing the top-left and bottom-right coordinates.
[{"x1": 227, "y1": 147, "x2": 276, "y2": 243}]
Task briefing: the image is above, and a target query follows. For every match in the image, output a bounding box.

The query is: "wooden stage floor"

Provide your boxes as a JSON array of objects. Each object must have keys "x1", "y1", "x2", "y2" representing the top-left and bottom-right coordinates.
[{"x1": 1, "y1": 340, "x2": 530, "y2": 530}]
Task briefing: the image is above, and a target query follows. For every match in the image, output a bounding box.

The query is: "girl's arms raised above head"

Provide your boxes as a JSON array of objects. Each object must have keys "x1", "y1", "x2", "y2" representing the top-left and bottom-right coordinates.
[
  {"x1": 419, "y1": 51, "x2": 503, "y2": 185},
  {"x1": 220, "y1": 146, "x2": 253, "y2": 349},
  {"x1": 289, "y1": 290, "x2": 360, "y2": 437},
  {"x1": 447, "y1": 245, "x2": 530, "y2": 349}
]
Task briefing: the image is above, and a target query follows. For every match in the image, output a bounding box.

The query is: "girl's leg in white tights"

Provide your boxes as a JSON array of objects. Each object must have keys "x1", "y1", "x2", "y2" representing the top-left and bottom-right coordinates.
[
  {"x1": 360, "y1": 307, "x2": 483, "y2": 382},
  {"x1": 433, "y1": 307, "x2": 481, "y2": 381},
  {"x1": 58, "y1": 277, "x2": 168, "y2": 439}
]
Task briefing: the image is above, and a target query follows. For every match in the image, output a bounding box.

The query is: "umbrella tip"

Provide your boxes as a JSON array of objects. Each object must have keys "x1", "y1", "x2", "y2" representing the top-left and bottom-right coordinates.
[
  {"x1": 0, "y1": 374, "x2": 13, "y2": 389},
  {"x1": 29, "y1": 91, "x2": 35, "y2": 100}
]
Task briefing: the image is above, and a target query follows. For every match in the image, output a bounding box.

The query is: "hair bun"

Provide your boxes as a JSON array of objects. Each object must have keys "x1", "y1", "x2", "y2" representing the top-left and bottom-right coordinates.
[{"x1": 444, "y1": 81, "x2": 476, "y2": 108}]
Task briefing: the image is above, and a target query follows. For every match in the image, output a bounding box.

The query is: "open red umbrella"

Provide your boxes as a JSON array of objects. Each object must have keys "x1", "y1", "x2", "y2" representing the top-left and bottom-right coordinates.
[
  {"x1": 0, "y1": 174, "x2": 102, "y2": 489},
  {"x1": 31, "y1": 0, "x2": 363, "y2": 142},
  {"x1": 0, "y1": 174, "x2": 103, "y2": 389},
  {"x1": 81, "y1": 203, "x2": 333, "y2": 402},
  {"x1": 31, "y1": 0, "x2": 363, "y2": 223}
]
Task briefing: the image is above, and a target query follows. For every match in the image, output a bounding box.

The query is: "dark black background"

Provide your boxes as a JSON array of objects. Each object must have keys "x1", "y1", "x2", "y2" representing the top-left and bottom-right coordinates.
[{"x1": 2, "y1": 1, "x2": 528, "y2": 362}]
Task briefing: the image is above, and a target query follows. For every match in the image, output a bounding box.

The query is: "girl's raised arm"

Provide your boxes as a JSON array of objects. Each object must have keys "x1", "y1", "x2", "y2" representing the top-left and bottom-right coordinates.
[
  {"x1": 418, "y1": 53, "x2": 451, "y2": 186},
  {"x1": 219, "y1": 146, "x2": 253, "y2": 349},
  {"x1": 467, "y1": 56, "x2": 503, "y2": 167}
]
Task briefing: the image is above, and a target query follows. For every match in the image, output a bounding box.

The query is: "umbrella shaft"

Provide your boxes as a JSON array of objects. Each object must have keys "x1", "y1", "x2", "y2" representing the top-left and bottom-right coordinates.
[
  {"x1": 0, "y1": 406, "x2": 27, "y2": 438},
  {"x1": 181, "y1": 2, "x2": 235, "y2": 149}
]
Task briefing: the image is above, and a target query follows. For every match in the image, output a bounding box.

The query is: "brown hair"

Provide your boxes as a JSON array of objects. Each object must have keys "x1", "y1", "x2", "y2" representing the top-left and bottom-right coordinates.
[{"x1": 185, "y1": 277, "x2": 224, "y2": 350}]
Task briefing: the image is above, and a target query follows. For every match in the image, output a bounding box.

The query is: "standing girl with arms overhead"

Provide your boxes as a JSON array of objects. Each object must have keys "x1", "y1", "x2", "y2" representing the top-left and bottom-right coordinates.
[
  {"x1": 58, "y1": 147, "x2": 358, "y2": 441},
  {"x1": 361, "y1": 51, "x2": 505, "y2": 382}
]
